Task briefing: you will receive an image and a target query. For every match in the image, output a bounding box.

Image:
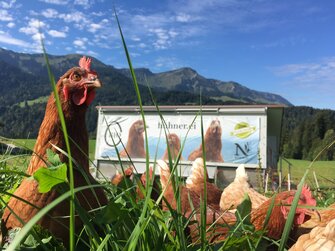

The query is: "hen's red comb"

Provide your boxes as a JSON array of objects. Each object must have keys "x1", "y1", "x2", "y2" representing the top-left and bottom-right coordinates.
[
  {"x1": 79, "y1": 56, "x2": 92, "y2": 72},
  {"x1": 302, "y1": 185, "x2": 316, "y2": 206}
]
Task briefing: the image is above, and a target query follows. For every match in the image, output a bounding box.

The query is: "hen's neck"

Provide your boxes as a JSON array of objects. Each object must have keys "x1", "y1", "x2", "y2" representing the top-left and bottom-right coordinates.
[
  {"x1": 251, "y1": 199, "x2": 286, "y2": 239},
  {"x1": 27, "y1": 94, "x2": 88, "y2": 175}
]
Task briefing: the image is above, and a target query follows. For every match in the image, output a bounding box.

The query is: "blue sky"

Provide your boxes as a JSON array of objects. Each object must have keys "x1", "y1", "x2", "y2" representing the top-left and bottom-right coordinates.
[{"x1": 0, "y1": 0, "x2": 334, "y2": 109}]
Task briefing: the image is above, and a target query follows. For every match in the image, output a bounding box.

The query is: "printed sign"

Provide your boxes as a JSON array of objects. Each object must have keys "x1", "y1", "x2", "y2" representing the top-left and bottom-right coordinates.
[{"x1": 96, "y1": 114, "x2": 260, "y2": 164}]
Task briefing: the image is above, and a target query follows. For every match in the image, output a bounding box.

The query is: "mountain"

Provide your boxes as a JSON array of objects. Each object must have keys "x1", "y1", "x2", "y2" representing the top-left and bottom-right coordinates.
[
  {"x1": 0, "y1": 47, "x2": 291, "y2": 138},
  {"x1": 2, "y1": 48, "x2": 335, "y2": 161},
  {"x1": 0, "y1": 48, "x2": 291, "y2": 106},
  {"x1": 120, "y1": 67, "x2": 292, "y2": 106}
]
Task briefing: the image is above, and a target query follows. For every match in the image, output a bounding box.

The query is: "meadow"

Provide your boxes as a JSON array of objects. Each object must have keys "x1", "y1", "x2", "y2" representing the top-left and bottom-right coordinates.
[{"x1": 6, "y1": 138, "x2": 335, "y2": 189}]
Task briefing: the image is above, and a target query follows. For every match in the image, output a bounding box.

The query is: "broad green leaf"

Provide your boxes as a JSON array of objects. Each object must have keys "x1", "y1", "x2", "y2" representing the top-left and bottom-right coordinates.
[
  {"x1": 95, "y1": 200, "x2": 130, "y2": 224},
  {"x1": 33, "y1": 164, "x2": 68, "y2": 193},
  {"x1": 46, "y1": 149, "x2": 61, "y2": 166},
  {"x1": 236, "y1": 193, "x2": 252, "y2": 224}
]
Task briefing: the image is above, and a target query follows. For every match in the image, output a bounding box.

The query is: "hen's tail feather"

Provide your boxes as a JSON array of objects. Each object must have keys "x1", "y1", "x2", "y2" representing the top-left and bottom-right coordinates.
[
  {"x1": 186, "y1": 158, "x2": 206, "y2": 188},
  {"x1": 235, "y1": 164, "x2": 248, "y2": 181}
]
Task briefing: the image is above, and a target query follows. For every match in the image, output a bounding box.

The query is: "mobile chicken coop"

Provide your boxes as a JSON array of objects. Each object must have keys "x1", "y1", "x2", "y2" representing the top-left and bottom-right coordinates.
[{"x1": 93, "y1": 105, "x2": 284, "y2": 188}]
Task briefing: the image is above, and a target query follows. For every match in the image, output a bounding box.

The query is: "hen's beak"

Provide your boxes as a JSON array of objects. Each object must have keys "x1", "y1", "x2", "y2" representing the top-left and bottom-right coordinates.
[{"x1": 85, "y1": 77, "x2": 102, "y2": 88}]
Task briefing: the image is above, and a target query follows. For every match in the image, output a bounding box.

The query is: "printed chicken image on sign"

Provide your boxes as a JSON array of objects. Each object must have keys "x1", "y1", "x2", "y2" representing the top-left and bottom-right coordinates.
[{"x1": 97, "y1": 113, "x2": 260, "y2": 165}]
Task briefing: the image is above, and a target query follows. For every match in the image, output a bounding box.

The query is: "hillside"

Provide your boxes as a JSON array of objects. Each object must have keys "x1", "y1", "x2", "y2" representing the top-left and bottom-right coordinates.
[
  {"x1": 0, "y1": 48, "x2": 291, "y2": 106},
  {"x1": 0, "y1": 48, "x2": 334, "y2": 160},
  {"x1": 120, "y1": 67, "x2": 291, "y2": 105},
  {"x1": 0, "y1": 48, "x2": 291, "y2": 138}
]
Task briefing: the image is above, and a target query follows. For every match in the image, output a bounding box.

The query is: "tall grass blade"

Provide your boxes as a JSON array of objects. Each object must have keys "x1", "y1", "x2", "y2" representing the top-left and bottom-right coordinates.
[
  {"x1": 113, "y1": 8, "x2": 155, "y2": 251},
  {"x1": 39, "y1": 37, "x2": 76, "y2": 250}
]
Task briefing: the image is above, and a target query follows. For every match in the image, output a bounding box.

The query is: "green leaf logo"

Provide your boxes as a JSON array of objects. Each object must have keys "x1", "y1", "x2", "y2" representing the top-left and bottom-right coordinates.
[{"x1": 230, "y1": 122, "x2": 256, "y2": 139}]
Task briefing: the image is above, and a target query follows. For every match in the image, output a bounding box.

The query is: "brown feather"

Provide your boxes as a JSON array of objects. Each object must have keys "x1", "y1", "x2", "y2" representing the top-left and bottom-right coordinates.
[
  {"x1": 2, "y1": 58, "x2": 107, "y2": 245},
  {"x1": 162, "y1": 133, "x2": 183, "y2": 161},
  {"x1": 186, "y1": 158, "x2": 222, "y2": 206},
  {"x1": 119, "y1": 120, "x2": 146, "y2": 158},
  {"x1": 220, "y1": 164, "x2": 267, "y2": 211},
  {"x1": 251, "y1": 187, "x2": 316, "y2": 240},
  {"x1": 188, "y1": 119, "x2": 224, "y2": 162}
]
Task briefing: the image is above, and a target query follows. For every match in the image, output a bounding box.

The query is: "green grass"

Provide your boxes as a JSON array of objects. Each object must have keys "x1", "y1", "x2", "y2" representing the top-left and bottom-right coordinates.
[
  {"x1": 11, "y1": 139, "x2": 37, "y2": 150},
  {"x1": 7, "y1": 139, "x2": 97, "y2": 161},
  {"x1": 279, "y1": 158, "x2": 335, "y2": 189},
  {"x1": 6, "y1": 139, "x2": 335, "y2": 189},
  {"x1": 18, "y1": 96, "x2": 49, "y2": 108},
  {"x1": 6, "y1": 138, "x2": 334, "y2": 187}
]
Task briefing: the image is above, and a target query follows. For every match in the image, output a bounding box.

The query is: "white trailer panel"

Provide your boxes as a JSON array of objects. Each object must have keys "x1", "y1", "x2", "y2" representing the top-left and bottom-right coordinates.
[{"x1": 94, "y1": 105, "x2": 283, "y2": 188}]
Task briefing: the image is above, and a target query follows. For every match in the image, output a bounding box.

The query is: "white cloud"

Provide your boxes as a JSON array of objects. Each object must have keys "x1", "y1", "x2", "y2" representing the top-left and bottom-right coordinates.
[
  {"x1": 170, "y1": 0, "x2": 230, "y2": 14},
  {"x1": 19, "y1": 18, "x2": 47, "y2": 35},
  {"x1": 0, "y1": 0, "x2": 16, "y2": 9},
  {"x1": 39, "y1": 0, "x2": 68, "y2": 5},
  {"x1": 32, "y1": 32, "x2": 45, "y2": 42},
  {"x1": 149, "y1": 28, "x2": 179, "y2": 49},
  {"x1": 75, "y1": 50, "x2": 98, "y2": 57},
  {"x1": 131, "y1": 36, "x2": 141, "y2": 42},
  {"x1": 130, "y1": 52, "x2": 140, "y2": 57},
  {"x1": 119, "y1": 11, "x2": 201, "y2": 51},
  {"x1": 270, "y1": 57, "x2": 335, "y2": 100},
  {"x1": 48, "y1": 29, "x2": 66, "y2": 37},
  {"x1": 74, "y1": 0, "x2": 90, "y2": 9},
  {"x1": 41, "y1": 8, "x2": 58, "y2": 18},
  {"x1": 175, "y1": 13, "x2": 192, "y2": 23},
  {"x1": 154, "y1": 56, "x2": 182, "y2": 70},
  {"x1": 7, "y1": 22, "x2": 15, "y2": 28},
  {"x1": 131, "y1": 14, "x2": 171, "y2": 30},
  {"x1": 58, "y1": 11, "x2": 89, "y2": 30},
  {"x1": 73, "y1": 38, "x2": 88, "y2": 49},
  {"x1": 88, "y1": 18, "x2": 109, "y2": 33},
  {"x1": 88, "y1": 23, "x2": 102, "y2": 33},
  {"x1": 0, "y1": 33, "x2": 30, "y2": 47},
  {"x1": 0, "y1": 9, "x2": 13, "y2": 21},
  {"x1": 92, "y1": 11, "x2": 105, "y2": 17}
]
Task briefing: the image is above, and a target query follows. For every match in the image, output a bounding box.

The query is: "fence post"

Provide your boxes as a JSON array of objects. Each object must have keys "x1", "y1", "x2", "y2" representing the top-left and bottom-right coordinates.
[
  {"x1": 288, "y1": 163, "x2": 291, "y2": 191},
  {"x1": 279, "y1": 157, "x2": 282, "y2": 191},
  {"x1": 313, "y1": 171, "x2": 320, "y2": 191},
  {"x1": 265, "y1": 172, "x2": 269, "y2": 193}
]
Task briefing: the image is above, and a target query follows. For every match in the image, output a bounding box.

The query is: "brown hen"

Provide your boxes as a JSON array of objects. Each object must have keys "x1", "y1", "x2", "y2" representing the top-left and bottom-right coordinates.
[
  {"x1": 220, "y1": 164, "x2": 267, "y2": 211},
  {"x1": 162, "y1": 133, "x2": 183, "y2": 161},
  {"x1": 158, "y1": 160, "x2": 235, "y2": 243},
  {"x1": 186, "y1": 158, "x2": 222, "y2": 207},
  {"x1": 136, "y1": 167, "x2": 161, "y2": 203},
  {"x1": 111, "y1": 166, "x2": 134, "y2": 186},
  {"x1": 250, "y1": 186, "x2": 316, "y2": 240},
  {"x1": 188, "y1": 118, "x2": 224, "y2": 162},
  {"x1": 2, "y1": 56, "x2": 107, "y2": 245},
  {"x1": 119, "y1": 119, "x2": 146, "y2": 158},
  {"x1": 289, "y1": 218, "x2": 335, "y2": 251},
  {"x1": 292, "y1": 201, "x2": 335, "y2": 241}
]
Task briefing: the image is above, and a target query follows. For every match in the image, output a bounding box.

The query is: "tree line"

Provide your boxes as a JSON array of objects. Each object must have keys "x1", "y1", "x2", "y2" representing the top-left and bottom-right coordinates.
[
  {"x1": 280, "y1": 106, "x2": 335, "y2": 161},
  {"x1": 1, "y1": 100, "x2": 335, "y2": 161}
]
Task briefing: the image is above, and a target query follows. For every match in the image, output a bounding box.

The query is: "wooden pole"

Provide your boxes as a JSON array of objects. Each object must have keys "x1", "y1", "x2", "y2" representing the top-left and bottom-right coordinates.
[
  {"x1": 279, "y1": 157, "x2": 282, "y2": 191},
  {"x1": 313, "y1": 171, "x2": 320, "y2": 190},
  {"x1": 288, "y1": 164, "x2": 291, "y2": 191},
  {"x1": 265, "y1": 172, "x2": 269, "y2": 193}
]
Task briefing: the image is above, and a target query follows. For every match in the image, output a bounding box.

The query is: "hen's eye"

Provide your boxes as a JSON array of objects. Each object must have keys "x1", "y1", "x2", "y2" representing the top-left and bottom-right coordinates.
[{"x1": 73, "y1": 73, "x2": 82, "y2": 81}]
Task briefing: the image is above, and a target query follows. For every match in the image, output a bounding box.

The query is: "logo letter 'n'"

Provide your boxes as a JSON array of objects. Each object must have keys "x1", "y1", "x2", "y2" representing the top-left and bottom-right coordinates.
[{"x1": 235, "y1": 143, "x2": 249, "y2": 157}]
